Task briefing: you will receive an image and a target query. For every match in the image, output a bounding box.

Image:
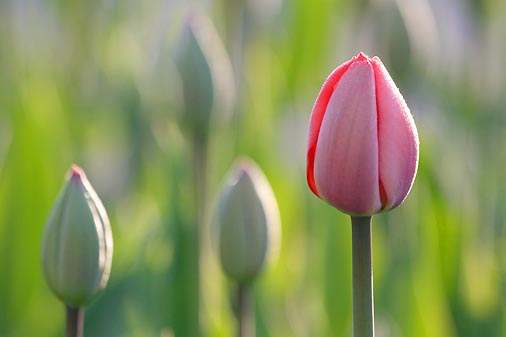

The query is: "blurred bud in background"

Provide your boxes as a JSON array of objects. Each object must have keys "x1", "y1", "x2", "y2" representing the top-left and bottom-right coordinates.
[
  {"x1": 42, "y1": 165, "x2": 113, "y2": 308},
  {"x1": 213, "y1": 158, "x2": 281, "y2": 284},
  {"x1": 175, "y1": 9, "x2": 235, "y2": 144}
]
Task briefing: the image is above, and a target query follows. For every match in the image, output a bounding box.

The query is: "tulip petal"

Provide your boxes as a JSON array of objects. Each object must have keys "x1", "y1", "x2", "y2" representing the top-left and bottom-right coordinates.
[
  {"x1": 372, "y1": 57, "x2": 419, "y2": 210},
  {"x1": 313, "y1": 60, "x2": 382, "y2": 215},
  {"x1": 307, "y1": 57, "x2": 356, "y2": 196}
]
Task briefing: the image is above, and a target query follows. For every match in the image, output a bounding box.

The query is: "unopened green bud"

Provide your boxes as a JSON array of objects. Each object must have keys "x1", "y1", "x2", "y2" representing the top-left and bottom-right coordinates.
[
  {"x1": 213, "y1": 158, "x2": 281, "y2": 284},
  {"x1": 175, "y1": 9, "x2": 235, "y2": 142},
  {"x1": 42, "y1": 165, "x2": 113, "y2": 307}
]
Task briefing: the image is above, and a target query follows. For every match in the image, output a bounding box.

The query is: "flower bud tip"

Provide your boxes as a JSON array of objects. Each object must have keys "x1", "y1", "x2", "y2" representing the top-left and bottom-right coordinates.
[
  {"x1": 357, "y1": 52, "x2": 369, "y2": 61},
  {"x1": 70, "y1": 165, "x2": 84, "y2": 178}
]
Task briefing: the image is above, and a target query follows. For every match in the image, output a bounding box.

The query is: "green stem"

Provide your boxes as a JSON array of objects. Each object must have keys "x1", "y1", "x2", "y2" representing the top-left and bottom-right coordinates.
[
  {"x1": 351, "y1": 216, "x2": 375, "y2": 337},
  {"x1": 65, "y1": 305, "x2": 84, "y2": 337},
  {"x1": 235, "y1": 283, "x2": 254, "y2": 337}
]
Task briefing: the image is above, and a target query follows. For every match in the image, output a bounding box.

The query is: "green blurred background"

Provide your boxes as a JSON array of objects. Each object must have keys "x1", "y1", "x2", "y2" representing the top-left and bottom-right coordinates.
[{"x1": 1, "y1": 0, "x2": 506, "y2": 336}]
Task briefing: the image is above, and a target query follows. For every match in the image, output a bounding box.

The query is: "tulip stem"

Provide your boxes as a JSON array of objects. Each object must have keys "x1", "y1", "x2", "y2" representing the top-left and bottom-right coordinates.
[
  {"x1": 66, "y1": 305, "x2": 84, "y2": 337},
  {"x1": 351, "y1": 216, "x2": 375, "y2": 337},
  {"x1": 235, "y1": 283, "x2": 254, "y2": 337}
]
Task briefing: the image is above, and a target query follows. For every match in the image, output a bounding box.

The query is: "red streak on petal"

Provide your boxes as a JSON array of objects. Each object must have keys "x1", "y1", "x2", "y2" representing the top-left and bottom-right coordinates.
[
  {"x1": 306, "y1": 56, "x2": 358, "y2": 197},
  {"x1": 372, "y1": 57, "x2": 388, "y2": 209},
  {"x1": 379, "y1": 179, "x2": 388, "y2": 209}
]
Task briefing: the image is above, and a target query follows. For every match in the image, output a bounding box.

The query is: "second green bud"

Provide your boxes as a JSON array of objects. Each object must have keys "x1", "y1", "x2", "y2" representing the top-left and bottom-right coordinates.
[{"x1": 213, "y1": 158, "x2": 281, "y2": 284}]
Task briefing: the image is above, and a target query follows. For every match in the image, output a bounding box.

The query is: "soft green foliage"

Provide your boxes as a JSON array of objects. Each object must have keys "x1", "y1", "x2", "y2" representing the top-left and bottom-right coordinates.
[{"x1": 1, "y1": 0, "x2": 506, "y2": 336}]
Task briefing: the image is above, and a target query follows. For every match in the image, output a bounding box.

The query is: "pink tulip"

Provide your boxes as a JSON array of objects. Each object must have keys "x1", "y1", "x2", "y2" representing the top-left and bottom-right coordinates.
[{"x1": 307, "y1": 52, "x2": 419, "y2": 216}]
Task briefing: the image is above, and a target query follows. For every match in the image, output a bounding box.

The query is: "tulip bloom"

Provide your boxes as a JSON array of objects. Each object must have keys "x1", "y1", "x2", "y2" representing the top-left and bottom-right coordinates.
[{"x1": 307, "y1": 52, "x2": 419, "y2": 216}]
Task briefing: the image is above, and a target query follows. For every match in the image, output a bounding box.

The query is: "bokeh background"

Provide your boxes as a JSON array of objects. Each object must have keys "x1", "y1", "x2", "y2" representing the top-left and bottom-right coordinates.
[{"x1": 1, "y1": 0, "x2": 506, "y2": 336}]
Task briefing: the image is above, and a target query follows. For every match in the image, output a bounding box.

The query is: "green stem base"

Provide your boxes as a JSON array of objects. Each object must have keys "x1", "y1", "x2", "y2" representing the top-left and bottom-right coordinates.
[
  {"x1": 235, "y1": 283, "x2": 254, "y2": 337},
  {"x1": 66, "y1": 306, "x2": 84, "y2": 337},
  {"x1": 351, "y1": 216, "x2": 375, "y2": 337}
]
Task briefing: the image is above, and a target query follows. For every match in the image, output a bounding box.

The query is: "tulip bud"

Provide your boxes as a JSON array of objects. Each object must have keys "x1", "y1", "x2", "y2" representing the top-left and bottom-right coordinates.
[
  {"x1": 175, "y1": 9, "x2": 235, "y2": 142},
  {"x1": 42, "y1": 165, "x2": 113, "y2": 307},
  {"x1": 213, "y1": 158, "x2": 281, "y2": 284},
  {"x1": 307, "y1": 52, "x2": 419, "y2": 216}
]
